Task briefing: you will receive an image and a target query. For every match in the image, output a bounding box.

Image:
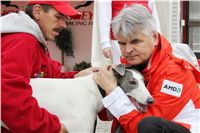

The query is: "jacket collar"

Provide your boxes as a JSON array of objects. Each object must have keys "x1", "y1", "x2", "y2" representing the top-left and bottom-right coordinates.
[{"x1": 142, "y1": 34, "x2": 171, "y2": 75}]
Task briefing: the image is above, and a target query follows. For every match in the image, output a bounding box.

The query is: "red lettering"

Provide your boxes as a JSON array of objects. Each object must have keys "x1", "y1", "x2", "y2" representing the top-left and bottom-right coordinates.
[
  {"x1": 80, "y1": 11, "x2": 93, "y2": 20},
  {"x1": 65, "y1": 11, "x2": 93, "y2": 21},
  {"x1": 88, "y1": 11, "x2": 93, "y2": 20}
]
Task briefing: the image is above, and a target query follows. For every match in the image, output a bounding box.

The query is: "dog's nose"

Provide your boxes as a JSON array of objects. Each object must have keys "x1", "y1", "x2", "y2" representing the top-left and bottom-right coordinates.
[{"x1": 147, "y1": 97, "x2": 154, "y2": 105}]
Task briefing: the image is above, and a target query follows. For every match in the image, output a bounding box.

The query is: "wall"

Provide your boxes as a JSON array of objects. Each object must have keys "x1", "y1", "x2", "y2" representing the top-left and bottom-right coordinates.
[
  {"x1": 156, "y1": 1, "x2": 171, "y2": 40},
  {"x1": 48, "y1": 2, "x2": 94, "y2": 71},
  {"x1": 63, "y1": 2, "x2": 94, "y2": 71},
  {"x1": 156, "y1": 1, "x2": 181, "y2": 43}
]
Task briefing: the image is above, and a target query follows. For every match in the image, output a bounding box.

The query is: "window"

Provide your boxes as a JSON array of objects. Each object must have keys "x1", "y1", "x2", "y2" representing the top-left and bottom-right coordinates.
[{"x1": 185, "y1": 1, "x2": 200, "y2": 58}]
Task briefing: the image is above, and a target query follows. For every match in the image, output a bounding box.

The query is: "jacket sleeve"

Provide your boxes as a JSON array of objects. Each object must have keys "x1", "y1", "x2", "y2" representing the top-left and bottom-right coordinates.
[
  {"x1": 1, "y1": 35, "x2": 61, "y2": 133},
  {"x1": 96, "y1": 0, "x2": 112, "y2": 49},
  {"x1": 98, "y1": 108, "x2": 115, "y2": 121},
  {"x1": 108, "y1": 64, "x2": 197, "y2": 132},
  {"x1": 50, "y1": 59, "x2": 78, "y2": 78}
]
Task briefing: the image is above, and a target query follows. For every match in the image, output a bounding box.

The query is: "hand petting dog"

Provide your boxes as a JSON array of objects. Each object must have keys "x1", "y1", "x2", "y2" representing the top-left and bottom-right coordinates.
[
  {"x1": 75, "y1": 66, "x2": 100, "y2": 78},
  {"x1": 93, "y1": 65, "x2": 117, "y2": 95}
]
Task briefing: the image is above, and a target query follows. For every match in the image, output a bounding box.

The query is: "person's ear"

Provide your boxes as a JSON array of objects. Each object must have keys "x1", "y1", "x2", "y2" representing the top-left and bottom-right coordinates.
[
  {"x1": 32, "y1": 4, "x2": 42, "y2": 21},
  {"x1": 153, "y1": 32, "x2": 159, "y2": 45}
]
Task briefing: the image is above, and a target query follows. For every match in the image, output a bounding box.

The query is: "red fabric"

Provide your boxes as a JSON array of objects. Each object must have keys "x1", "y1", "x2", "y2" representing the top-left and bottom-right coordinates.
[
  {"x1": 198, "y1": 60, "x2": 200, "y2": 66},
  {"x1": 110, "y1": 1, "x2": 151, "y2": 39},
  {"x1": 98, "y1": 108, "x2": 109, "y2": 121},
  {"x1": 1, "y1": 7, "x2": 20, "y2": 16},
  {"x1": 112, "y1": 1, "x2": 151, "y2": 18},
  {"x1": 1, "y1": 127, "x2": 12, "y2": 133},
  {"x1": 100, "y1": 34, "x2": 200, "y2": 133},
  {"x1": 120, "y1": 57, "x2": 128, "y2": 65},
  {"x1": 1, "y1": 33, "x2": 78, "y2": 133}
]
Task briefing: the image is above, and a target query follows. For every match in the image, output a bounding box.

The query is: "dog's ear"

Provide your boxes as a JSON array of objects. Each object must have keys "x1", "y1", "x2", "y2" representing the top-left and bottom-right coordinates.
[{"x1": 112, "y1": 64, "x2": 126, "y2": 77}]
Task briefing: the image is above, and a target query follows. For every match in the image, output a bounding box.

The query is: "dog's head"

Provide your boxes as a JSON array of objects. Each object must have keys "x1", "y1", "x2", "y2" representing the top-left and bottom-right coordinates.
[{"x1": 113, "y1": 64, "x2": 154, "y2": 113}]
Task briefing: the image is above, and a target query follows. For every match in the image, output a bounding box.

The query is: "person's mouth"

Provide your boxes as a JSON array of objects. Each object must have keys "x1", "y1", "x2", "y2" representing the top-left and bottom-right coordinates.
[
  {"x1": 53, "y1": 28, "x2": 62, "y2": 36},
  {"x1": 126, "y1": 56, "x2": 138, "y2": 60}
]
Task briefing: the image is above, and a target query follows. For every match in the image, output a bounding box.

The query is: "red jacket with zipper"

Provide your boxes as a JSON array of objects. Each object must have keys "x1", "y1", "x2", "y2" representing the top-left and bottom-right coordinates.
[
  {"x1": 1, "y1": 33, "x2": 78, "y2": 133},
  {"x1": 99, "y1": 34, "x2": 200, "y2": 133}
]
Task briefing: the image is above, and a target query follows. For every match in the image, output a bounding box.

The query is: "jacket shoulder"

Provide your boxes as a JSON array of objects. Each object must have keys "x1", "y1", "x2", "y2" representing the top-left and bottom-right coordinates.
[{"x1": 2, "y1": 33, "x2": 37, "y2": 41}]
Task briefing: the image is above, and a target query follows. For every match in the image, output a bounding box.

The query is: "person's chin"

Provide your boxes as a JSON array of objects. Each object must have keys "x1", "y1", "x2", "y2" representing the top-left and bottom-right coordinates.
[
  {"x1": 47, "y1": 36, "x2": 56, "y2": 41},
  {"x1": 48, "y1": 32, "x2": 59, "y2": 41}
]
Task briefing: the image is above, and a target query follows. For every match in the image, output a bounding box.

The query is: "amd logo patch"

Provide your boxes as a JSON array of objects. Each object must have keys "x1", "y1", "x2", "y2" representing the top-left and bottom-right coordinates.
[{"x1": 161, "y1": 79, "x2": 183, "y2": 97}]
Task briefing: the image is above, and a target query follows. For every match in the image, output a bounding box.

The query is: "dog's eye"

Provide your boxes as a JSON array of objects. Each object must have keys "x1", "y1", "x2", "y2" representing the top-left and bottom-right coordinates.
[{"x1": 129, "y1": 79, "x2": 137, "y2": 84}]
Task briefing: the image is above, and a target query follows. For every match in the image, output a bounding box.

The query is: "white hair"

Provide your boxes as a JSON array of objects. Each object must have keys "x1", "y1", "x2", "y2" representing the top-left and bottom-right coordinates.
[{"x1": 111, "y1": 4, "x2": 157, "y2": 41}]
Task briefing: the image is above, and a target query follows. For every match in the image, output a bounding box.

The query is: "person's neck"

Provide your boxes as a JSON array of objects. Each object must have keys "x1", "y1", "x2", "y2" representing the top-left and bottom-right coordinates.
[{"x1": 127, "y1": 62, "x2": 147, "y2": 72}]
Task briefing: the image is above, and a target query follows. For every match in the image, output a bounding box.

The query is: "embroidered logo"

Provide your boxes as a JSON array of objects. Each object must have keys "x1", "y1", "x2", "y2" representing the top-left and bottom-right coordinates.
[
  {"x1": 161, "y1": 79, "x2": 183, "y2": 97},
  {"x1": 33, "y1": 72, "x2": 45, "y2": 78}
]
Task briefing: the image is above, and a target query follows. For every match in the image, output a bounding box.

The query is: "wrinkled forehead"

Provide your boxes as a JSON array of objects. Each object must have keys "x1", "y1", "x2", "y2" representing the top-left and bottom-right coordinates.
[
  {"x1": 117, "y1": 31, "x2": 144, "y2": 43},
  {"x1": 127, "y1": 69, "x2": 144, "y2": 80}
]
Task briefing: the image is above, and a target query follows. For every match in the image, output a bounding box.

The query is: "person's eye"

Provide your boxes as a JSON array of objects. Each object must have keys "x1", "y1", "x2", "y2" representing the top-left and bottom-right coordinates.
[
  {"x1": 55, "y1": 15, "x2": 62, "y2": 19},
  {"x1": 118, "y1": 42, "x2": 126, "y2": 46},
  {"x1": 130, "y1": 39, "x2": 141, "y2": 44}
]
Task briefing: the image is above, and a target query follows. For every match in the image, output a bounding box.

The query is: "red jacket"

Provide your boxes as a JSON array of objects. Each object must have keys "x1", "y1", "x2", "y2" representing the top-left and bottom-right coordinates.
[
  {"x1": 1, "y1": 33, "x2": 78, "y2": 133},
  {"x1": 99, "y1": 35, "x2": 200, "y2": 133}
]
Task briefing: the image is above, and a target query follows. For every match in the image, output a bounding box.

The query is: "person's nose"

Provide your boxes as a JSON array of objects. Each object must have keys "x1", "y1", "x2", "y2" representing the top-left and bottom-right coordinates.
[{"x1": 126, "y1": 43, "x2": 134, "y2": 54}]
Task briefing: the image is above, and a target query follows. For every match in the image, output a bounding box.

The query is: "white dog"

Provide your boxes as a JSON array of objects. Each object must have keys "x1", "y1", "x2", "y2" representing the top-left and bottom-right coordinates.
[{"x1": 2, "y1": 65, "x2": 153, "y2": 133}]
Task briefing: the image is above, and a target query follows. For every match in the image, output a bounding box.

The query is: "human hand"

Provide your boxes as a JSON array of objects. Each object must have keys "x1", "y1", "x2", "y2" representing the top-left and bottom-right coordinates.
[
  {"x1": 59, "y1": 124, "x2": 68, "y2": 133},
  {"x1": 75, "y1": 67, "x2": 100, "y2": 77},
  {"x1": 102, "y1": 47, "x2": 112, "y2": 58},
  {"x1": 93, "y1": 65, "x2": 117, "y2": 94}
]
